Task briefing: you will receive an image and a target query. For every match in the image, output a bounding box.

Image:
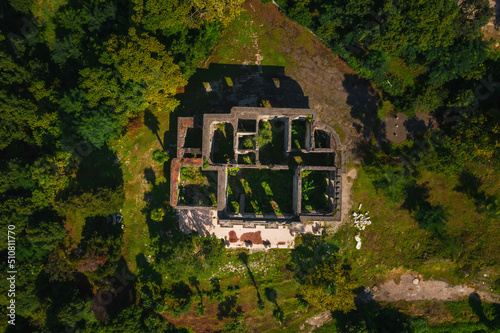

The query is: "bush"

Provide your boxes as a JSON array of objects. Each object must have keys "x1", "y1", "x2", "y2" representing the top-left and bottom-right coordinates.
[
  {"x1": 231, "y1": 201, "x2": 239, "y2": 214},
  {"x1": 151, "y1": 208, "x2": 164, "y2": 221},
  {"x1": 152, "y1": 150, "x2": 169, "y2": 164},
  {"x1": 256, "y1": 121, "x2": 272, "y2": 147},
  {"x1": 228, "y1": 168, "x2": 239, "y2": 176}
]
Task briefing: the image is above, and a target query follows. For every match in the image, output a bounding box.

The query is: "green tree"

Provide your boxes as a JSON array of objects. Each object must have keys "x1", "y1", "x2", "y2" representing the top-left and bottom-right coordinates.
[
  {"x1": 0, "y1": 33, "x2": 59, "y2": 150},
  {"x1": 300, "y1": 255, "x2": 357, "y2": 313},
  {"x1": 54, "y1": 187, "x2": 125, "y2": 218},
  {"x1": 99, "y1": 28, "x2": 187, "y2": 114}
]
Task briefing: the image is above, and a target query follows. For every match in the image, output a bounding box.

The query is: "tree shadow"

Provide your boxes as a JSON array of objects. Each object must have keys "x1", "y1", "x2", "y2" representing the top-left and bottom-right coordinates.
[
  {"x1": 468, "y1": 292, "x2": 500, "y2": 330},
  {"x1": 265, "y1": 287, "x2": 284, "y2": 323},
  {"x1": 165, "y1": 281, "x2": 193, "y2": 317},
  {"x1": 141, "y1": 168, "x2": 177, "y2": 240},
  {"x1": 238, "y1": 252, "x2": 264, "y2": 309},
  {"x1": 332, "y1": 301, "x2": 416, "y2": 332},
  {"x1": 454, "y1": 170, "x2": 498, "y2": 214},
  {"x1": 403, "y1": 117, "x2": 431, "y2": 139},
  {"x1": 217, "y1": 295, "x2": 243, "y2": 320},
  {"x1": 402, "y1": 183, "x2": 448, "y2": 234},
  {"x1": 343, "y1": 74, "x2": 381, "y2": 140},
  {"x1": 210, "y1": 277, "x2": 222, "y2": 297},
  {"x1": 75, "y1": 145, "x2": 123, "y2": 190},
  {"x1": 177, "y1": 63, "x2": 309, "y2": 116},
  {"x1": 144, "y1": 167, "x2": 156, "y2": 183},
  {"x1": 265, "y1": 287, "x2": 278, "y2": 305},
  {"x1": 287, "y1": 233, "x2": 339, "y2": 282},
  {"x1": 136, "y1": 253, "x2": 162, "y2": 286},
  {"x1": 79, "y1": 215, "x2": 124, "y2": 242},
  {"x1": 189, "y1": 276, "x2": 203, "y2": 307},
  {"x1": 144, "y1": 109, "x2": 164, "y2": 149}
]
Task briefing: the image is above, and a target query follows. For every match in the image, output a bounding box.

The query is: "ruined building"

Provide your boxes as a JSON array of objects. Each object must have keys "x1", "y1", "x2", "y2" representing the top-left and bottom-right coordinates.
[{"x1": 171, "y1": 107, "x2": 345, "y2": 249}]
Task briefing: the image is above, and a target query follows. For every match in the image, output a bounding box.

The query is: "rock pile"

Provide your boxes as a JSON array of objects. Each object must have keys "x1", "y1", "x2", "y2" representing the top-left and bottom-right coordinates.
[
  {"x1": 353, "y1": 203, "x2": 371, "y2": 230},
  {"x1": 353, "y1": 204, "x2": 371, "y2": 250}
]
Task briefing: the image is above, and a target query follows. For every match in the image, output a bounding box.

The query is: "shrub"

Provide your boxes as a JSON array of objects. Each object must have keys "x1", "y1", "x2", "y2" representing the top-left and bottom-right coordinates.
[
  {"x1": 151, "y1": 208, "x2": 164, "y2": 221},
  {"x1": 155, "y1": 176, "x2": 167, "y2": 185},
  {"x1": 256, "y1": 121, "x2": 272, "y2": 147},
  {"x1": 231, "y1": 201, "x2": 239, "y2": 214},
  {"x1": 152, "y1": 150, "x2": 169, "y2": 164},
  {"x1": 210, "y1": 193, "x2": 217, "y2": 207},
  {"x1": 228, "y1": 168, "x2": 239, "y2": 176},
  {"x1": 243, "y1": 136, "x2": 255, "y2": 149},
  {"x1": 260, "y1": 99, "x2": 271, "y2": 107},
  {"x1": 243, "y1": 156, "x2": 253, "y2": 164}
]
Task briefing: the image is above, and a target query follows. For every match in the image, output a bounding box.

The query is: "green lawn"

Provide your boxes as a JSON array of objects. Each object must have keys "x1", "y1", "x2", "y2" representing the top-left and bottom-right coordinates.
[
  {"x1": 301, "y1": 170, "x2": 329, "y2": 211},
  {"x1": 108, "y1": 116, "x2": 168, "y2": 272}
]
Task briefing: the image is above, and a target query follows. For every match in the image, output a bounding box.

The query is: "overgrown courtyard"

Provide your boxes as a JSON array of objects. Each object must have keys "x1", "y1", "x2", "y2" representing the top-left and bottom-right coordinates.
[{"x1": 228, "y1": 169, "x2": 294, "y2": 215}]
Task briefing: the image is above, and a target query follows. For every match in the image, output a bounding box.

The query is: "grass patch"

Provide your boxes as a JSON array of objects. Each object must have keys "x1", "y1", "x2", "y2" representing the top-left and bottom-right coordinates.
[
  {"x1": 212, "y1": 123, "x2": 234, "y2": 163},
  {"x1": 209, "y1": 2, "x2": 299, "y2": 70},
  {"x1": 377, "y1": 99, "x2": 394, "y2": 119},
  {"x1": 238, "y1": 135, "x2": 256, "y2": 150},
  {"x1": 210, "y1": 12, "x2": 257, "y2": 64},
  {"x1": 258, "y1": 119, "x2": 287, "y2": 165},
  {"x1": 301, "y1": 170, "x2": 329, "y2": 211},
  {"x1": 332, "y1": 124, "x2": 345, "y2": 143},
  {"x1": 228, "y1": 169, "x2": 293, "y2": 215},
  {"x1": 238, "y1": 152, "x2": 256, "y2": 165},
  {"x1": 291, "y1": 119, "x2": 307, "y2": 149},
  {"x1": 107, "y1": 107, "x2": 170, "y2": 272},
  {"x1": 333, "y1": 167, "x2": 430, "y2": 284},
  {"x1": 178, "y1": 167, "x2": 218, "y2": 207}
]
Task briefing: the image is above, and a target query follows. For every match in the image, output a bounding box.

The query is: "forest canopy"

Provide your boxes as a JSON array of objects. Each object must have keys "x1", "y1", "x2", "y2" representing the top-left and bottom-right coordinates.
[{"x1": 0, "y1": 0, "x2": 242, "y2": 331}]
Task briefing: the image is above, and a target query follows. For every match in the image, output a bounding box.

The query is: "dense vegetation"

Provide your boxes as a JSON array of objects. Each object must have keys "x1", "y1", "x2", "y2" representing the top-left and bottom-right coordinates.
[
  {"x1": 278, "y1": 0, "x2": 500, "y2": 282},
  {"x1": 0, "y1": 0, "x2": 242, "y2": 331},
  {"x1": 0, "y1": 0, "x2": 499, "y2": 332},
  {"x1": 276, "y1": 0, "x2": 498, "y2": 116}
]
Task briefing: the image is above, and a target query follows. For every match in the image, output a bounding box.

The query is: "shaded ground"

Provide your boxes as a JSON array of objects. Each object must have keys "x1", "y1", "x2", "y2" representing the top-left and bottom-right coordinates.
[
  {"x1": 228, "y1": 168, "x2": 294, "y2": 215},
  {"x1": 380, "y1": 112, "x2": 438, "y2": 144}
]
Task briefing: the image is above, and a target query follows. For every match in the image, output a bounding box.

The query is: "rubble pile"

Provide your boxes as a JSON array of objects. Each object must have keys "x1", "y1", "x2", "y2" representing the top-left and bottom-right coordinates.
[{"x1": 353, "y1": 204, "x2": 371, "y2": 250}]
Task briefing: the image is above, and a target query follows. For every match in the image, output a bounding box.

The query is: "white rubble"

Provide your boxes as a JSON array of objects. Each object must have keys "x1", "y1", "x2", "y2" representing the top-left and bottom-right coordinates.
[
  {"x1": 352, "y1": 207, "x2": 371, "y2": 231},
  {"x1": 353, "y1": 204, "x2": 371, "y2": 249}
]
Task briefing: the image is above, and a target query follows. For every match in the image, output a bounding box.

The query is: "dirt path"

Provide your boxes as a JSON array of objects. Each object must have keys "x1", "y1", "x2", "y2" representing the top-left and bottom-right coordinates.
[
  {"x1": 341, "y1": 168, "x2": 358, "y2": 223},
  {"x1": 371, "y1": 272, "x2": 500, "y2": 303}
]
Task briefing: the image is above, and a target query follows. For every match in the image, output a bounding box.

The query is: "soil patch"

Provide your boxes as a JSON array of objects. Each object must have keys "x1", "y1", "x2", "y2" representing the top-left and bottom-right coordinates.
[
  {"x1": 240, "y1": 231, "x2": 263, "y2": 244},
  {"x1": 372, "y1": 272, "x2": 500, "y2": 303}
]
